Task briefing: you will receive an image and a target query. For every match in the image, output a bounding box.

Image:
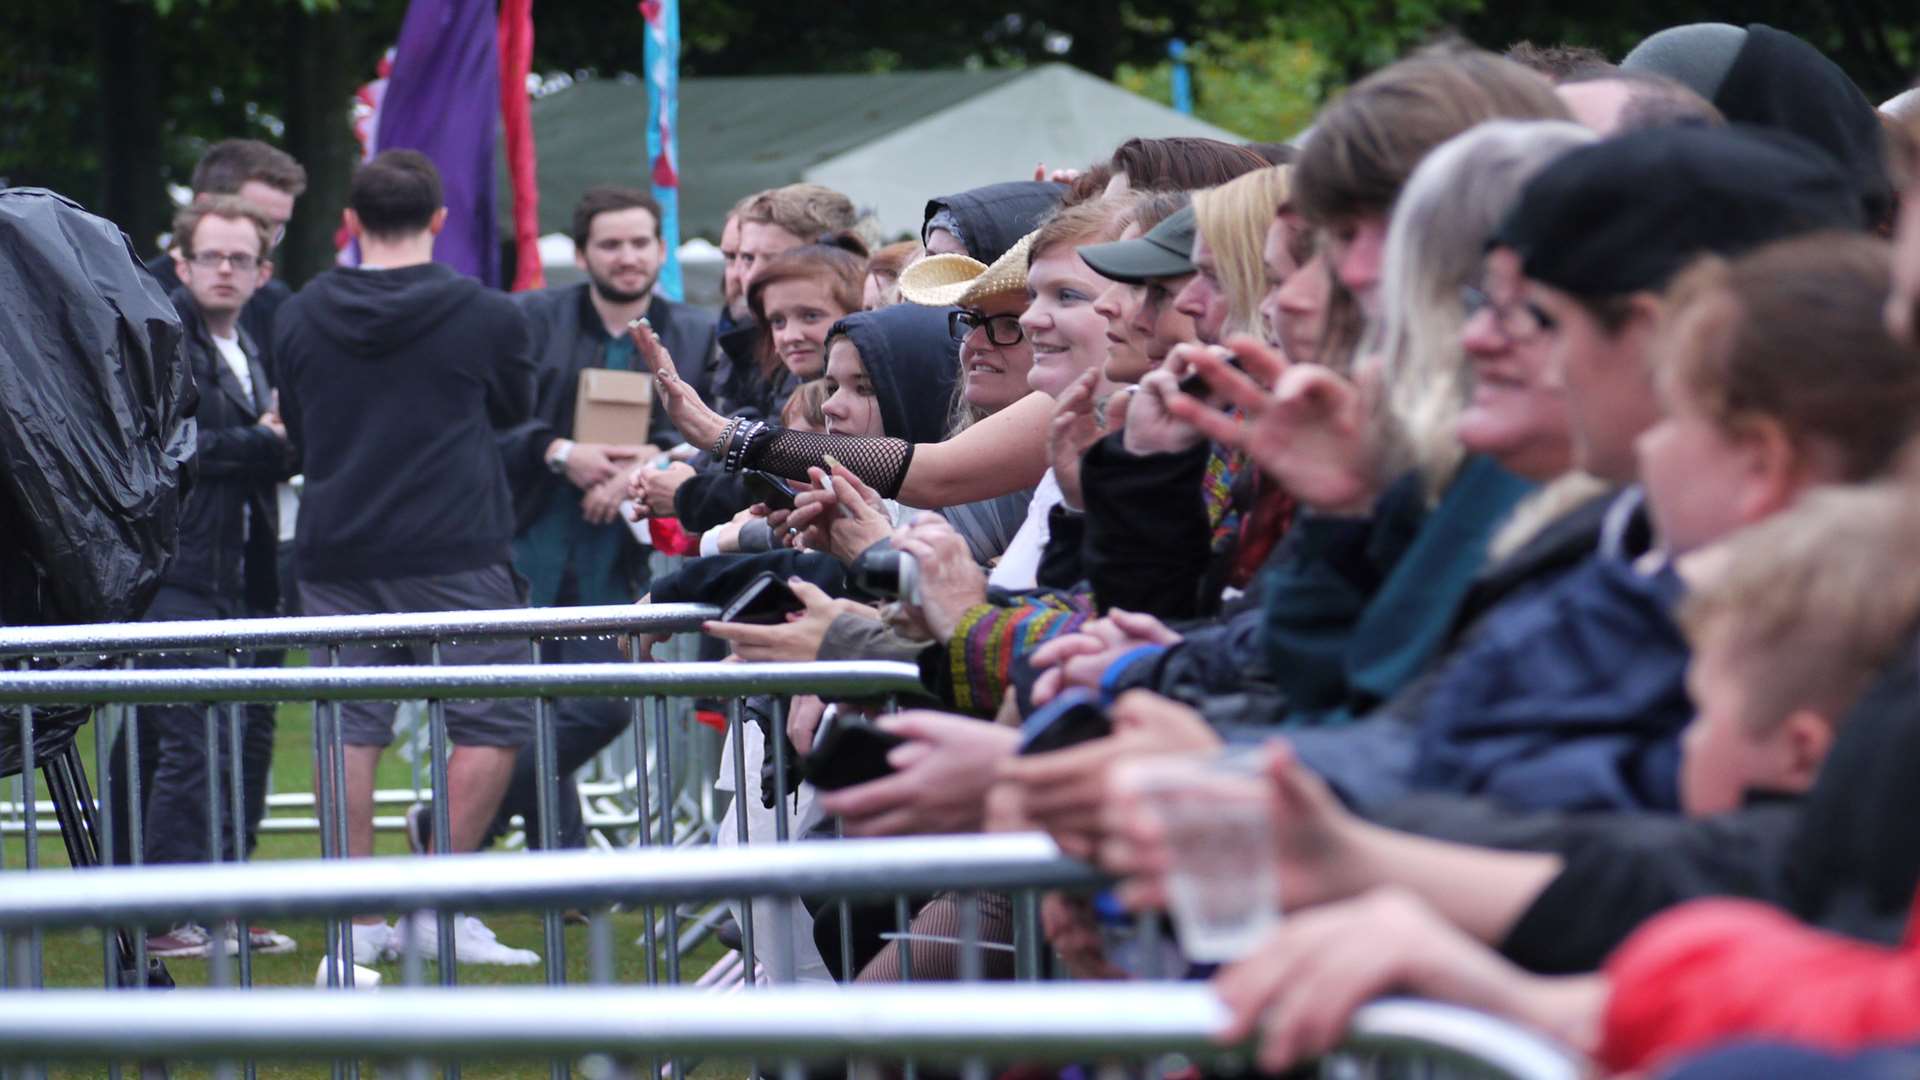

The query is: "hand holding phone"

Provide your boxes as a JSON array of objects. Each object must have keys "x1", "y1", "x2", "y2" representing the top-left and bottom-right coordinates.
[
  {"x1": 803, "y1": 709, "x2": 906, "y2": 790},
  {"x1": 1017, "y1": 688, "x2": 1114, "y2": 756},
  {"x1": 716, "y1": 571, "x2": 807, "y2": 625}
]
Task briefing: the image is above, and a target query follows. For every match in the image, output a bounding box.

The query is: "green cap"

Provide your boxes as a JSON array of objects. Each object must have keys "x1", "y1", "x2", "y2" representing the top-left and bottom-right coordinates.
[{"x1": 1077, "y1": 204, "x2": 1197, "y2": 283}]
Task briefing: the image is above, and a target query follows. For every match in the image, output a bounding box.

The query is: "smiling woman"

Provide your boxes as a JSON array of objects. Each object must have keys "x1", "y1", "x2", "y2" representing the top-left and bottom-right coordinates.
[{"x1": 1021, "y1": 198, "x2": 1134, "y2": 400}]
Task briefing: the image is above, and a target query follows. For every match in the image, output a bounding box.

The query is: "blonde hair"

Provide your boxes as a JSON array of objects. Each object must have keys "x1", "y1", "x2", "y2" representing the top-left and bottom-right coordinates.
[
  {"x1": 1192, "y1": 166, "x2": 1292, "y2": 339},
  {"x1": 1680, "y1": 482, "x2": 1920, "y2": 731},
  {"x1": 1371, "y1": 120, "x2": 1596, "y2": 499}
]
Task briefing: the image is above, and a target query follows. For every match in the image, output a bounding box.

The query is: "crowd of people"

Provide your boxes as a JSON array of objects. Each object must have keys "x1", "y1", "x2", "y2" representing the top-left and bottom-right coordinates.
[{"x1": 107, "y1": 16, "x2": 1920, "y2": 1076}]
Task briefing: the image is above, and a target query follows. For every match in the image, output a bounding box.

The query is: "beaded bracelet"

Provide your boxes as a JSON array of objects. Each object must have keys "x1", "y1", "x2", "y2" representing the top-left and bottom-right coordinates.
[{"x1": 711, "y1": 417, "x2": 741, "y2": 461}]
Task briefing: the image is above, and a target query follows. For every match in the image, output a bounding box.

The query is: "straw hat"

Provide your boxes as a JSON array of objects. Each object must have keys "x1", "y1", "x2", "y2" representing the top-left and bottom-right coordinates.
[{"x1": 898, "y1": 229, "x2": 1038, "y2": 308}]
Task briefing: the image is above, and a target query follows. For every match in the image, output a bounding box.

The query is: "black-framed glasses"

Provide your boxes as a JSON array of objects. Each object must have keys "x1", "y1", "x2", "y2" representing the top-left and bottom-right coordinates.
[
  {"x1": 949, "y1": 308, "x2": 1024, "y2": 347},
  {"x1": 1461, "y1": 282, "x2": 1556, "y2": 343},
  {"x1": 188, "y1": 251, "x2": 261, "y2": 272}
]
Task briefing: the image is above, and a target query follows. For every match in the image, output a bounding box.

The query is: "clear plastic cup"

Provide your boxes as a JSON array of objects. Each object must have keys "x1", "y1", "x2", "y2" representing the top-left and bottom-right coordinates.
[{"x1": 1120, "y1": 753, "x2": 1279, "y2": 963}]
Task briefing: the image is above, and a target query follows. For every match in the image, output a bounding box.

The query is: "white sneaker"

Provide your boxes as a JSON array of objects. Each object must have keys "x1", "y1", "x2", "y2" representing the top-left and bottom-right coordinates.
[
  {"x1": 396, "y1": 910, "x2": 540, "y2": 966},
  {"x1": 315, "y1": 956, "x2": 383, "y2": 989},
  {"x1": 350, "y1": 921, "x2": 395, "y2": 965}
]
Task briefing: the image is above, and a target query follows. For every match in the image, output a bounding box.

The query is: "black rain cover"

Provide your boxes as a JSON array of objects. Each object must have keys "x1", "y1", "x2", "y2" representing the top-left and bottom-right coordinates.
[{"x1": 0, "y1": 187, "x2": 194, "y2": 627}]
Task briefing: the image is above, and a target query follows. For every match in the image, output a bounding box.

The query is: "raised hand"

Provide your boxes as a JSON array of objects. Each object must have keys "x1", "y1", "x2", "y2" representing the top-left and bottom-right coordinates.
[{"x1": 1167, "y1": 334, "x2": 1382, "y2": 515}]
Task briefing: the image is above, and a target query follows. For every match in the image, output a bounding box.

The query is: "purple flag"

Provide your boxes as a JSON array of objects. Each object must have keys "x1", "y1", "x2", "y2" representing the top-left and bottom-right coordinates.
[{"x1": 373, "y1": 0, "x2": 500, "y2": 284}]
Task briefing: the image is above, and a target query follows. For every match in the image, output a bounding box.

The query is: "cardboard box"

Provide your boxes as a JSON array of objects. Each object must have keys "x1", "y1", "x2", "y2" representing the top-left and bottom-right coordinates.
[{"x1": 573, "y1": 368, "x2": 654, "y2": 445}]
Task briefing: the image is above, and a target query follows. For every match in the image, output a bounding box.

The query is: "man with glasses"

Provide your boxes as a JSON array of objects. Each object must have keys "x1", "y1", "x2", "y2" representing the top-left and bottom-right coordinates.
[
  {"x1": 108, "y1": 195, "x2": 298, "y2": 960},
  {"x1": 145, "y1": 139, "x2": 307, "y2": 376},
  {"x1": 144, "y1": 140, "x2": 310, "y2": 883}
]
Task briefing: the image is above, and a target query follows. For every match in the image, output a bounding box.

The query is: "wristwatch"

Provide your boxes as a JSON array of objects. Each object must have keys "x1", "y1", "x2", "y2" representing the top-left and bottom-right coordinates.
[{"x1": 545, "y1": 439, "x2": 574, "y2": 476}]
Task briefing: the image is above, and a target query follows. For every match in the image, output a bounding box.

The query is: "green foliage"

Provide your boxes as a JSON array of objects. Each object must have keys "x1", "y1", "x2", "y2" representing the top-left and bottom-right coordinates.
[{"x1": 1117, "y1": 30, "x2": 1328, "y2": 142}]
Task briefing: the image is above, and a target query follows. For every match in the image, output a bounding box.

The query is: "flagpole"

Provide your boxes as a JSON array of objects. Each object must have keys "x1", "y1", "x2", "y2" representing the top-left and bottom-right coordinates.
[{"x1": 641, "y1": 0, "x2": 683, "y2": 301}]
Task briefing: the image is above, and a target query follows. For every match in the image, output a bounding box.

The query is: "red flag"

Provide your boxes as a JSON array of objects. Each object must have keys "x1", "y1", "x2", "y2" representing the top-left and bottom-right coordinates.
[{"x1": 498, "y1": 0, "x2": 543, "y2": 291}]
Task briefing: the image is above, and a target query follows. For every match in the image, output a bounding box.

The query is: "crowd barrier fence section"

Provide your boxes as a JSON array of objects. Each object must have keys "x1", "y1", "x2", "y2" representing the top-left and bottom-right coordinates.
[
  {"x1": 0, "y1": 611, "x2": 1587, "y2": 1080},
  {"x1": 0, "y1": 838, "x2": 1583, "y2": 1080},
  {"x1": 0, "y1": 648, "x2": 916, "y2": 1080}
]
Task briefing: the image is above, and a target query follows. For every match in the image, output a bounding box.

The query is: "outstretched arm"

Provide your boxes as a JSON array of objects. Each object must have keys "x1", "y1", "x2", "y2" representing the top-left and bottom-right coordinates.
[{"x1": 632, "y1": 318, "x2": 1048, "y2": 506}]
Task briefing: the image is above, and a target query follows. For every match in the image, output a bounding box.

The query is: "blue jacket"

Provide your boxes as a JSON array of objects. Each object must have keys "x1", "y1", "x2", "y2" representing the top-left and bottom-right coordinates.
[{"x1": 1409, "y1": 488, "x2": 1691, "y2": 812}]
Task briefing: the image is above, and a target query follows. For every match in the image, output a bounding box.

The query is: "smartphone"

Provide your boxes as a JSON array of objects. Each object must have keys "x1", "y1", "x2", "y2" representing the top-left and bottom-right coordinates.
[
  {"x1": 1017, "y1": 688, "x2": 1113, "y2": 756},
  {"x1": 742, "y1": 470, "x2": 800, "y2": 511},
  {"x1": 803, "y1": 709, "x2": 906, "y2": 790},
  {"x1": 1176, "y1": 356, "x2": 1245, "y2": 399},
  {"x1": 717, "y1": 571, "x2": 806, "y2": 625}
]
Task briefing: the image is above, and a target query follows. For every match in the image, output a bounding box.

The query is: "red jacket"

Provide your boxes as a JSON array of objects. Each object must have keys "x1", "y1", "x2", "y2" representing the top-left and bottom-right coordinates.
[{"x1": 1599, "y1": 884, "x2": 1920, "y2": 1072}]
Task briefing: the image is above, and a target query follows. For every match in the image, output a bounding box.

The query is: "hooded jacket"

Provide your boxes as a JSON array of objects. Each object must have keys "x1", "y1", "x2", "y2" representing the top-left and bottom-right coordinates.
[
  {"x1": 921, "y1": 182, "x2": 1064, "y2": 264},
  {"x1": 828, "y1": 305, "x2": 960, "y2": 445},
  {"x1": 273, "y1": 262, "x2": 534, "y2": 582}
]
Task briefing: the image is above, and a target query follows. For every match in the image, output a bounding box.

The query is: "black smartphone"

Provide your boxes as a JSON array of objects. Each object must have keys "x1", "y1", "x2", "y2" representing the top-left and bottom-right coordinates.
[
  {"x1": 742, "y1": 470, "x2": 800, "y2": 511},
  {"x1": 1017, "y1": 688, "x2": 1113, "y2": 756},
  {"x1": 803, "y1": 709, "x2": 906, "y2": 790},
  {"x1": 717, "y1": 571, "x2": 806, "y2": 625},
  {"x1": 1177, "y1": 356, "x2": 1246, "y2": 398}
]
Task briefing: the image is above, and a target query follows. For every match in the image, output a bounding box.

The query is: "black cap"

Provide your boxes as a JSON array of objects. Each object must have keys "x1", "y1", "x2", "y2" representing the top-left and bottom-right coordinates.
[
  {"x1": 1491, "y1": 125, "x2": 1863, "y2": 296},
  {"x1": 1078, "y1": 205, "x2": 1197, "y2": 283}
]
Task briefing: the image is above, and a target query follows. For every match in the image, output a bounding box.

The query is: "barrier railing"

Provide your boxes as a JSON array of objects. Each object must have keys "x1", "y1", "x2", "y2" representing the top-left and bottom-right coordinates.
[
  {"x1": 0, "y1": 604, "x2": 726, "y2": 853},
  {"x1": 0, "y1": 838, "x2": 1583, "y2": 1080},
  {"x1": 0, "y1": 658, "x2": 924, "y2": 1034},
  {"x1": 0, "y1": 603, "x2": 720, "y2": 657},
  {"x1": 0, "y1": 988, "x2": 1582, "y2": 1079}
]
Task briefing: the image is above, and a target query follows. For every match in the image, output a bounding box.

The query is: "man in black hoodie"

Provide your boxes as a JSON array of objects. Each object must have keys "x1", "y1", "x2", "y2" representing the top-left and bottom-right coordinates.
[{"x1": 274, "y1": 149, "x2": 539, "y2": 966}]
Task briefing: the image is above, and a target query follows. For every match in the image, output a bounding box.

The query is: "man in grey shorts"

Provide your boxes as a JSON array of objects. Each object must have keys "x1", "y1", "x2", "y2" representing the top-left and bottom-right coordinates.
[{"x1": 274, "y1": 149, "x2": 539, "y2": 966}]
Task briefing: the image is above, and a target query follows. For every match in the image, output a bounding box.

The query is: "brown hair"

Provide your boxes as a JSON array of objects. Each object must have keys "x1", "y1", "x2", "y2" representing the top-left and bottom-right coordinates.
[
  {"x1": 1502, "y1": 41, "x2": 1614, "y2": 82},
  {"x1": 1116, "y1": 191, "x2": 1190, "y2": 237},
  {"x1": 570, "y1": 186, "x2": 662, "y2": 249},
  {"x1": 190, "y1": 139, "x2": 308, "y2": 198},
  {"x1": 1028, "y1": 197, "x2": 1133, "y2": 265},
  {"x1": 868, "y1": 240, "x2": 921, "y2": 279},
  {"x1": 780, "y1": 378, "x2": 831, "y2": 431},
  {"x1": 1294, "y1": 47, "x2": 1569, "y2": 225},
  {"x1": 1656, "y1": 231, "x2": 1920, "y2": 483},
  {"x1": 746, "y1": 245, "x2": 866, "y2": 380},
  {"x1": 172, "y1": 194, "x2": 274, "y2": 260},
  {"x1": 348, "y1": 149, "x2": 442, "y2": 238},
  {"x1": 739, "y1": 183, "x2": 857, "y2": 242},
  {"x1": 1064, "y1": 137, "x2": 1270, "y2": 204},
  {"x1": 1680, "y1": 482, "x2": 1920, "y2": 730}
]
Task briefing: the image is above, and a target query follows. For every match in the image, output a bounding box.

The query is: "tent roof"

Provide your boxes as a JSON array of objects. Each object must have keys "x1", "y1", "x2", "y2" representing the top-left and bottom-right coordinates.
[{"x1": 502, "y1": 65, "x2": 1244, "y2": 242}]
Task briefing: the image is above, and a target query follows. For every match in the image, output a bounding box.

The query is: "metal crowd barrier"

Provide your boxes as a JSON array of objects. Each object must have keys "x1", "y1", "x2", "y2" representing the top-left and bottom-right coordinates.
[
  {"x1": 0, "y1": 658, "x2": 920, "y2": 997},
  {"x1": 0, "y1": 837, "x2": 1584, "y2": 1080},
  {"x1": 0, "y1": 614, "x2": 1587, "y2": 1080}
]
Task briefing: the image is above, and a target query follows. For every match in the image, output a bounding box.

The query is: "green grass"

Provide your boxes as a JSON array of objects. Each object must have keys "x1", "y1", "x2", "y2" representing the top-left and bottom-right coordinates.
[{"x1": 2, "y1": 652, "x2": 743, "y2": 1079}]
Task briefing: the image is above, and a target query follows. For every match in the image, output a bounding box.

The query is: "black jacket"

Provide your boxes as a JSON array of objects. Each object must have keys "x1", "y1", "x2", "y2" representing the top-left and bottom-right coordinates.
[
  {"x1": 273, "y1": 262, "x2": 534, "y2": 582},
  {"x1": 498, "y1": 284, "x2": 718, "y2": 533},
  {"x1": 163, "y1": 291, "x2": 294, "y2": 601},
  {"x1": 146, "y1": 252, "x2": 293, "y2": 381}
]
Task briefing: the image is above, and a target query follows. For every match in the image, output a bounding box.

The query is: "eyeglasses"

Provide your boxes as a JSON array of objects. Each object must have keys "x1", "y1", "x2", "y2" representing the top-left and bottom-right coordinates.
[
  {"x1": 1461, "y1": 282, "x2": 1556, "y2": 343},
  {"x1": 188, "y1": 251, "x2": 261, "y2": 272},
  {"x1": 949, "y1": 308, "x2": 1024, "y2": 347}
]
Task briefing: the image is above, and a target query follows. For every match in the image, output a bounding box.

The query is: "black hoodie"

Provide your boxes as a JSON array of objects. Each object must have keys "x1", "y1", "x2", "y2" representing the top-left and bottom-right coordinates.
[
  {"x1": 273, "y1": 262, "x2": 534, "y2": 582},
  {"x1": 921, "y1": 181, "x2": 1064, "y2": 264},
  {"x1": 830, "y1": 304, "x2": 961, "y2": 445}
]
